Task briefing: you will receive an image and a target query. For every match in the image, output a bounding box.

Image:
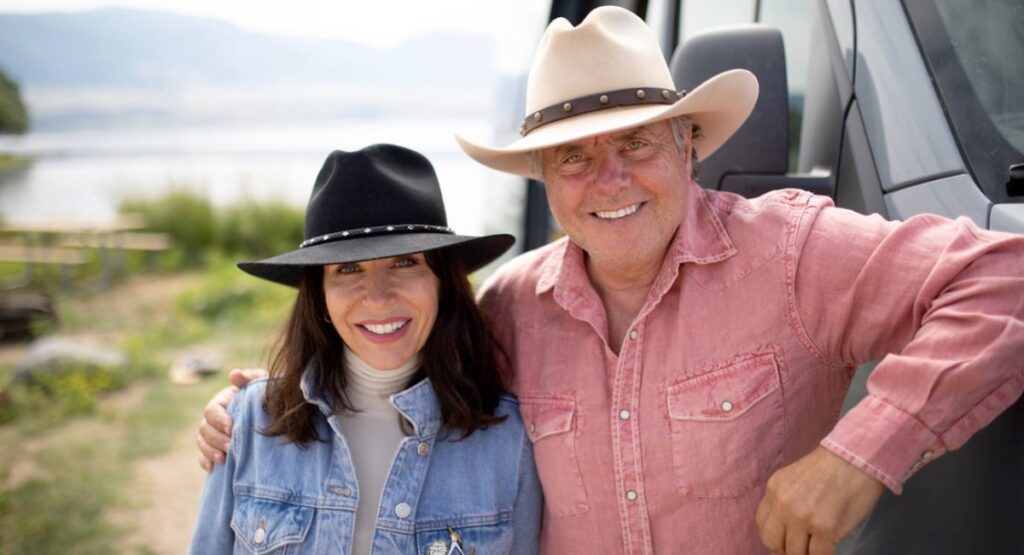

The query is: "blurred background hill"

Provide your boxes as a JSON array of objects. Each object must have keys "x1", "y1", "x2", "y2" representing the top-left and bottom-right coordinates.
[{"x1": 0, "y1": 8, "x2": 498, "y2": 130}]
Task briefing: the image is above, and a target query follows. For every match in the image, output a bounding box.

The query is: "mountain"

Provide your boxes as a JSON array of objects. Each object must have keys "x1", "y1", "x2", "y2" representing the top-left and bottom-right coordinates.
[
  {"x1": 0, "y1": 8, "x2": 496, "y2": 88},
  {"x1": 0, "y1": 8, "x2": 499, "y2": 128}
]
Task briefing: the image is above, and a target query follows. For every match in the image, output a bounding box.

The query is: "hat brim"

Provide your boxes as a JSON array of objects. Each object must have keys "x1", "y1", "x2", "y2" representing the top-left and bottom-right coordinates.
[
  {"x1": 455, "y1": 69, "x2": 758, "y2": 179},
  {"x1": 238, "y1": 232, "x2": 515, "y2": 287}
]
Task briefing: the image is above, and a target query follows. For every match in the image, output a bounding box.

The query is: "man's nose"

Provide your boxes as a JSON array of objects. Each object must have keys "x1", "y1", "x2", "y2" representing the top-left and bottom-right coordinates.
[{"x1": 593, "y1": 151, "x2": 629, "y2": 192}]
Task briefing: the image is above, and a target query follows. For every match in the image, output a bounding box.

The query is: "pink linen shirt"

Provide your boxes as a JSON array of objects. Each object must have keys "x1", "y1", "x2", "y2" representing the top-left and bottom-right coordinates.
[{"x1": 478, "y1": 183, "x2": 1024, "y2": 554}]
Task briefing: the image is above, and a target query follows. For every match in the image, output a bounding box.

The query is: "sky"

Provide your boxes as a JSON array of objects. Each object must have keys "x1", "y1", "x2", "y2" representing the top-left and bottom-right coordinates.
[{"x1": 0, "y1": 0, "x2": 548, "y2": 50}]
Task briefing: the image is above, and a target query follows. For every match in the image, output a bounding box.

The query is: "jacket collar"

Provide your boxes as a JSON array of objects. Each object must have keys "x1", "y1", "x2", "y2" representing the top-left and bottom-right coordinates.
[
  {"x1": 299, "y1": 362, "x2": 443, "y2": 439},
  {"x1": 535, "y1": 182, "x2": 736, "y2": 297}
]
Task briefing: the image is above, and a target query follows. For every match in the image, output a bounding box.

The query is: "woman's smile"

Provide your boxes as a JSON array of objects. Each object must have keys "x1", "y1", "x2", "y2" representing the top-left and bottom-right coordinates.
[{"x1": 357, "y1": 318, "x2": 412, "y2": 341}]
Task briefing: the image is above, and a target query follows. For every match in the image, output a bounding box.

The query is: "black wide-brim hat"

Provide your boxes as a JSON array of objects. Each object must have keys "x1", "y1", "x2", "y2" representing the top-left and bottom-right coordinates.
[{"x1": 238, "y1": 144, "x2": 515, "y2": 287}]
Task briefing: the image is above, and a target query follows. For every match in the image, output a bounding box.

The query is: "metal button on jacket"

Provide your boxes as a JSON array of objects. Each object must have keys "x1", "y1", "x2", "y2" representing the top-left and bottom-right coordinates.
[{"x1": 395, "y1": 502, "x2": 412, "y2": 518}]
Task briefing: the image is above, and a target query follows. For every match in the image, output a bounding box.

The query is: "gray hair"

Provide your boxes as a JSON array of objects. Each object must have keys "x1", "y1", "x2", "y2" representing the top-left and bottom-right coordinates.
[{"x1": 528, "y1": 116, "x2": 701, "y2": 181}]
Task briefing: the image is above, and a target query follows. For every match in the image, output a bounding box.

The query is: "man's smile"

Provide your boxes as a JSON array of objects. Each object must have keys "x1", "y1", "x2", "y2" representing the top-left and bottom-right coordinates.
[{"x1": 593, "y1": 202, "x2": 644, "y2": 220}]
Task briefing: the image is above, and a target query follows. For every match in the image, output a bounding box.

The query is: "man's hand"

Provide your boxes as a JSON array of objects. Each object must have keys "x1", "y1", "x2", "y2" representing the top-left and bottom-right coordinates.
[
  {"x1": 197, "y1": 368, "x2": 267, "y2": 472},
  {"x1": 755, "y1": 446, "x2": 886, "y2": 555}
]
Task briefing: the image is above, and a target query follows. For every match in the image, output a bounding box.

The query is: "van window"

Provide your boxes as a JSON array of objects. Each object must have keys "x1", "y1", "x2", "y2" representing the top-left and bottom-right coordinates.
[{"x1": 904, "y1": 0, "x2": 1024, "y2": 203}]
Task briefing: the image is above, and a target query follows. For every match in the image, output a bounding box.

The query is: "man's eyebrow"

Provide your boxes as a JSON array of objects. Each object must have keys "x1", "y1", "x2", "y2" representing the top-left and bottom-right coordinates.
[
  {"x1": 551, "y1": 143, "x2": 585, "y2": 157},
  {"x1": 611, "y1": 125, "x2": 657, "y2": 142}
]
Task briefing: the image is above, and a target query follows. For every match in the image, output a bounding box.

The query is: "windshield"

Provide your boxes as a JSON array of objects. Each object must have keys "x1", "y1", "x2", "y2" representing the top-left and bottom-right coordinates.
[{"x1": 903, "y1": 0, "x2": 1024, "y2": 204}]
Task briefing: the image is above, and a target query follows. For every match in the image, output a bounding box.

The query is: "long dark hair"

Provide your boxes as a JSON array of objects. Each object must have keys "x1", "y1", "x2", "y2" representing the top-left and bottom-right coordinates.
[{"x1": 261, "y1": 249, "x2": 508, "y2": 446}]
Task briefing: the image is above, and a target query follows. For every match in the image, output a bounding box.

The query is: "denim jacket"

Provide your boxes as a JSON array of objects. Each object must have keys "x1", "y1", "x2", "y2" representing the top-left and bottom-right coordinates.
[{"x1": 190, "y1": 370, "x2": 542, "y2": 554}]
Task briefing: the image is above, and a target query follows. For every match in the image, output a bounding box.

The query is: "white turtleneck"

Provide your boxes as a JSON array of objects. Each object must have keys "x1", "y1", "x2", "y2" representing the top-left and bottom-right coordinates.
[{"x1": 337, "y1": 346, "x2": 419, "y2": 555}]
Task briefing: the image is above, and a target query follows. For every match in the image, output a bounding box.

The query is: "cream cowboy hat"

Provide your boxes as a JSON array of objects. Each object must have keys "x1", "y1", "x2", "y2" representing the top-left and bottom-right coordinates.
[{"x1": 455, "y1": 6, "x2": 759, "y2": 179}]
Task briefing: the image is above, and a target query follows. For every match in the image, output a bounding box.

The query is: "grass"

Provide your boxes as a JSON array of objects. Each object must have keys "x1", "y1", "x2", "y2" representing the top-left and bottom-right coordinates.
[
  {"x1": 0, "y1": 377, "x2": 226, "y2": 555},
  {"x1": 0, "y1": 259, "x2": 294, "y2": 554}
]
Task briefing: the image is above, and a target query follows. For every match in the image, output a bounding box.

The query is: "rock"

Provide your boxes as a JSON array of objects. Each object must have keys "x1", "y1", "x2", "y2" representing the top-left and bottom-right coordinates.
[
  {"x1": 13, "y1": 336, "x2": 126, "y2": 382},
  {"x1": 168, "y1": 349, "x2": 221, "y2": 385}
]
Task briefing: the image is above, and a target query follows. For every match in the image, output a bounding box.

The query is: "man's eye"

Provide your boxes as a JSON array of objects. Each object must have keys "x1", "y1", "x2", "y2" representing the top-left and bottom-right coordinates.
[
  {"x1": 563, "y1": 153, "x2": 584, "y2": 164},
  {"x1": 626, "y1": 140, "x2": 648, "y2": 150}
]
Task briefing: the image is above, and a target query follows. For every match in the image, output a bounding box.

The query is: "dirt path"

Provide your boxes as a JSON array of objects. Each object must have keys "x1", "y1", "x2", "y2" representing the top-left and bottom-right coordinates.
[{"x1": 118, "y1": 422, "x2": 209, "y2": 554}]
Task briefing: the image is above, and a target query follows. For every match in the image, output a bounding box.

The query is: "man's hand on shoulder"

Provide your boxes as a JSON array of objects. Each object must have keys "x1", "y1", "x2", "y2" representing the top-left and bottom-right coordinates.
[
  {"x1": 196, "y1": 368, "x2": 266, "y2": 472},
  {"x1": 755, "y1": 446, "x2": 886, "y2": 555}
]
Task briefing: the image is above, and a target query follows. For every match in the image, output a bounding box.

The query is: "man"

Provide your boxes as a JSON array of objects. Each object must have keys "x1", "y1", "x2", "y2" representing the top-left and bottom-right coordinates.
[{"x1": 198, "y1": 7, "x2": 1024, "y2": 554}]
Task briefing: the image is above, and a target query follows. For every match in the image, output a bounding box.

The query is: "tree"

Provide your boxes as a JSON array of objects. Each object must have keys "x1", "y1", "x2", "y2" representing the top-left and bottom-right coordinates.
[{"x1": 0, "y1": 67, "x2": 29, "y2": 134}]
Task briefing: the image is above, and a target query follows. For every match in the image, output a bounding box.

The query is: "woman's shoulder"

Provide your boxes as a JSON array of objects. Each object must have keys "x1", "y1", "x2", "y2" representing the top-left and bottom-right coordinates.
[
  {"x1": 227, "y1": 378, "x2": 271, "y2": 422},
  {"x1": 478, "y1": 393, "x2": 527, "y2": 438},
  {"x1": 495, "y1": 393, "x2": 523, "y2": 421}
]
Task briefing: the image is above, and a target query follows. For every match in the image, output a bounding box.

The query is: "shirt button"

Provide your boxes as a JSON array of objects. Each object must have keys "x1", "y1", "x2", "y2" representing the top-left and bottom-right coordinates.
[
  {"x1": 530, "y1": 422, "x2": 536, "y2": 434},
  {"x1": 417, "y1": 442, "x2": 431, "y2": 456},
  {"x1": 253, "y1": 527, "x2": 266, "y2": 545},
  {"x1": 629, "y1": 329, "x2": 638, "y2": 340},
  {"x1": 619, "y1": 410, "x2": 631, "y2": 421},
  {"x1": 395, "y1": 502, "x2": 412, "y2": 519},
  {"x1": 720, "y1": 400, "x2": 734, "y2": 412},
  {"x1": 921, "y1": 450, "x2": 934, "y2": 461},
  {"x1": 626, "y1": 490, "x2": 638, "y2": 501}
]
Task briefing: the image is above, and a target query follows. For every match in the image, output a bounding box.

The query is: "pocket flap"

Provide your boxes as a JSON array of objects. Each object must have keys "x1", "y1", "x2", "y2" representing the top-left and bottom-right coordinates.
[
  {"x1": 667, "y1": 352, "x2": 780, "y2": 421},
  {"x1": 231, "y1": 494, "x2": 314, "y2": 554},
  {"x1": 518, "y1": 396, "x2": 576, "y2": 442}
]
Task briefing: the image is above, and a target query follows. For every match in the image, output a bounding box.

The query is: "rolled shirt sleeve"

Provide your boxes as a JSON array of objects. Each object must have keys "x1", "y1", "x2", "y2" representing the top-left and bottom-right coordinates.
[{"x1": 791, "y1": 198, "x2": 1024, "y2": 493}]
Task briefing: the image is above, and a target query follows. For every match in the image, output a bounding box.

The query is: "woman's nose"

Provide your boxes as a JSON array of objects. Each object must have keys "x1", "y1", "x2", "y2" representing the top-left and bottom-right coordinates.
[{"x1": 362, "y1": 272, "x2": 395, "y2": 305}]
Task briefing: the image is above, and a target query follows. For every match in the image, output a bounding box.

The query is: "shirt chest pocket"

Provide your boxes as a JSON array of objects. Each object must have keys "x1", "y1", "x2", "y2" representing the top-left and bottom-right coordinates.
[
  {"x1": 518, "y1": 395, "x2": 589, "y2": 518},
  {"x1": 666, "y1": 351, "x2": 784, "y2": 498},
  {"x1": 230, "y1": 494, "x2": 315, "y2": 554}
]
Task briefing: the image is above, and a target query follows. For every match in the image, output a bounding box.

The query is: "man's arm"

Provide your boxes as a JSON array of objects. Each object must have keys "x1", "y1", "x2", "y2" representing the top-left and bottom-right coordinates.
[
  {"x1": 759, "y1": 199, "x2": 1024, "y2": 554},
  {"x1": 197, "y1": 368, "x2": 266, "y2": 471}
]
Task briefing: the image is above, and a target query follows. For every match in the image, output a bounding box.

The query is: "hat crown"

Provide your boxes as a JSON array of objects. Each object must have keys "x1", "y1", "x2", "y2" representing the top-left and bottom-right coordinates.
[
  {"x1": 304, "y1": 144, "x2": 447, "y2": 241},
  {"x1": 525, "y1": 6, "x2": 675, "y2": 114}
]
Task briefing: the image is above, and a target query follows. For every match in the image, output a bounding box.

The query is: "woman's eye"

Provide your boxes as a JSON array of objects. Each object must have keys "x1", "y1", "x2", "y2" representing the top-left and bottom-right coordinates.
[
  {"x1": 336, "y1": 264, "x2": 359, "y2": 274},
  {"x1": 393, "y1": 257, "x2": 416, "y2": 268}
]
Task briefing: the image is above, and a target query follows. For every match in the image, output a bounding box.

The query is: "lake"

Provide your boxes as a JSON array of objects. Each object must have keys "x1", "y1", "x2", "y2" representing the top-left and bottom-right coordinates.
[{"x1": 0, "y1": 117, "x2": 525, "y2": 239}]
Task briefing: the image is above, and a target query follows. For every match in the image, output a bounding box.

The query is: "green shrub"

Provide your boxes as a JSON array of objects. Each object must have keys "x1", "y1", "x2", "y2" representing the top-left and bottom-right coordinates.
[
  {"x1": 119, "y1": 188, "x2": 216, "y2": 267},
  {"x1": 118, "y1": 190, "x2": 304, "y2": 267},
  {"x1": 0, "y1": 362, "x2": 127, "y2": 425},
  {"x1": 0, "y1": 67, "x2": 29, "y2": 134},
  {"x1": 175, "y1": 259, "x2": 294, "y2": 328},
  {"x1": 218, "y1": 198, "x2": 304, "y2": 258}
]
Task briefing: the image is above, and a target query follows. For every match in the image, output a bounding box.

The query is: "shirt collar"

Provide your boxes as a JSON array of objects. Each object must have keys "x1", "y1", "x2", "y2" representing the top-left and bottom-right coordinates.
[
  {"x1": 535, "y1": 182, "x2": 736, "y2": 297},
  {"x1": 299, "y1": 362, "x2": 443, "y2": 439}
]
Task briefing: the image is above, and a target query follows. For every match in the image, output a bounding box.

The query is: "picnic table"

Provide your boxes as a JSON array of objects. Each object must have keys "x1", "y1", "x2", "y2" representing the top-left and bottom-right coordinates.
[{"x1": 0, "y1": 214, "x2": 172, "y2": 290}]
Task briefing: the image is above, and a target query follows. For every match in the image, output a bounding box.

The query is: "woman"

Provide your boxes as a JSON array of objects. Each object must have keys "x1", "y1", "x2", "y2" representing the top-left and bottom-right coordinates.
[{"x1": 189, "y1": 144, "x2": 541, "y2": 554}]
